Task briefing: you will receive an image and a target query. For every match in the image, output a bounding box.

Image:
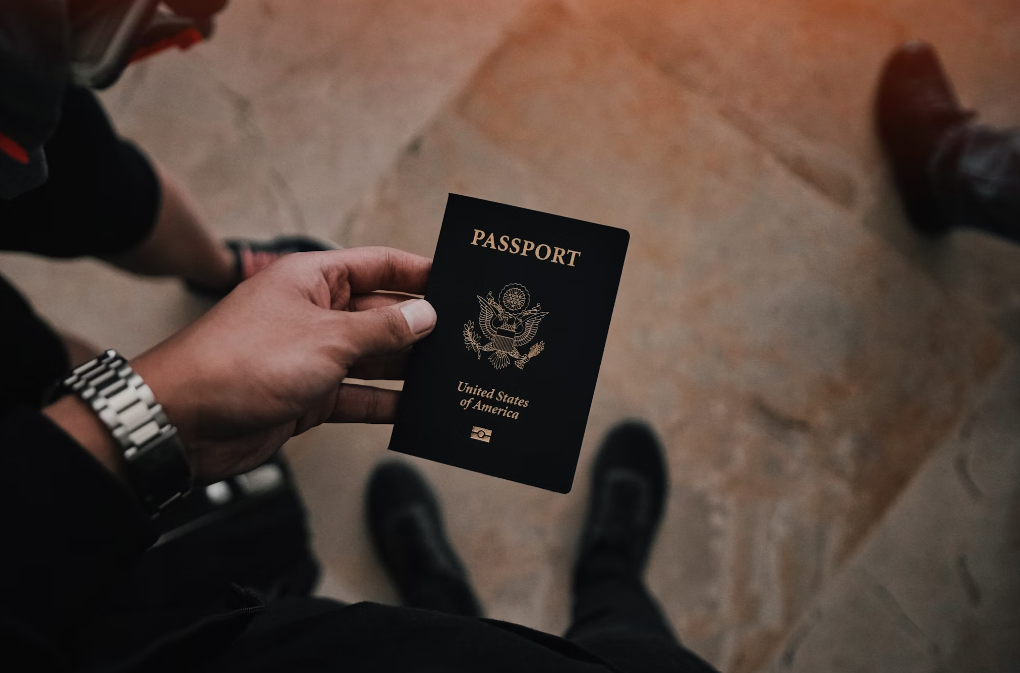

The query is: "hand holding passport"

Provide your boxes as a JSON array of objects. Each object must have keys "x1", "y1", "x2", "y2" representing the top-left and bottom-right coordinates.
[{"x1": 390, "y1": 195, "x2": 629, "y2": 492}]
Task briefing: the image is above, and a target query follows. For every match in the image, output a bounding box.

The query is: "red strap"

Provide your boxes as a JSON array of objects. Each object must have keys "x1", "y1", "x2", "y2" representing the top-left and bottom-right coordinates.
[
  {"x1": 0, "y1": 130, "x2": 29, "y2": 165},
  {"x1": 129, "y1": 26, "x2": 203, "y2": 64}
]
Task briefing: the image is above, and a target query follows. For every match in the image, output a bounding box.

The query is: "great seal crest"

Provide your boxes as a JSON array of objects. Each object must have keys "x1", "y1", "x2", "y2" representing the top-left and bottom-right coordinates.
[{"x1": 464, "y1": 283, "x2": 548, "y2": 370}]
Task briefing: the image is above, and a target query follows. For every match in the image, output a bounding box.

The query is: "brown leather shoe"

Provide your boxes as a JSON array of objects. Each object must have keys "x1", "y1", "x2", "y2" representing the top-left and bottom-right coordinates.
[{"x1": 875, "y1": 41, "x2": 975, "y2": 235}]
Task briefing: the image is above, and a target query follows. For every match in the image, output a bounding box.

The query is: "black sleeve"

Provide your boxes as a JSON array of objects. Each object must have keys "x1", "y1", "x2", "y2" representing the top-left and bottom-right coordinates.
[
  {"x1": 0, "y1": 273, "x2": 70, "y2": 414},
  {"x1": 0, "y1": 407, "x2": 157, "y2": 670},
  {"x1": 0, "y1": 86, "x2": 162, "y2": 259},
  {"x1": 0, "y1": 0, "x2": 68, "y2": 198}
]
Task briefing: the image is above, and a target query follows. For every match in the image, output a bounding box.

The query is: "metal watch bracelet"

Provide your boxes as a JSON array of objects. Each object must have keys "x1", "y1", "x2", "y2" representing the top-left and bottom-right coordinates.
[{"x1": 63, "y1": 350, "x2": 192, "y2": 516}]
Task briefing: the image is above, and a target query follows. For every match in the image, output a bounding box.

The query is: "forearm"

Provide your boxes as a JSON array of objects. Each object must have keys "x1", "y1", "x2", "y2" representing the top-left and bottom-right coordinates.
[{"x1": 100, "y1": 163, "x2": 235, "y2": 287}]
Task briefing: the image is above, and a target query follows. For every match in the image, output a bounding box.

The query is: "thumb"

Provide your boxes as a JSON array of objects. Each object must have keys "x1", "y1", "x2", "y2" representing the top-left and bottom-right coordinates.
[{"x1": 341, "y1": 299, "x2": 437, "y2": 360}]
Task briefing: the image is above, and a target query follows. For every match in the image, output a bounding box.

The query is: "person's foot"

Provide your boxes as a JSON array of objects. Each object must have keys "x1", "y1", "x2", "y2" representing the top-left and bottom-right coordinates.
[
  {"x1": 366, "y1": 462, "x2": 483, "y2": 617},
  {"x1": 575, "y1": 421, "x2": 667, "y2": 581},
  {"x1": 876, "y1": 40, "x2": 976, "y2": 235},
  {"x1": 186, "y1": 235, "x2": 338, "y2": 298}
]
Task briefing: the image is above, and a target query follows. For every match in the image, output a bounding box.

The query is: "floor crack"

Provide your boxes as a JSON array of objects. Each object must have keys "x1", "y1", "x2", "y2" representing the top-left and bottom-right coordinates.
[
  {"x1": 954, "y1": 453, "x2": 983, "y2": 502},
  {"x1": 862, "y1": 569, "x2": 941, "y2": 659},
  {"x1": 216, "y1": 82, "x2": 308, "y2": 234}
]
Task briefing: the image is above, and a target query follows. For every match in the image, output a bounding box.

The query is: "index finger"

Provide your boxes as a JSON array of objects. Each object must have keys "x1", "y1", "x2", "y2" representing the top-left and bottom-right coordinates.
[{"x1": 320, "y1": 247, "x2": 431, "y2": 296}]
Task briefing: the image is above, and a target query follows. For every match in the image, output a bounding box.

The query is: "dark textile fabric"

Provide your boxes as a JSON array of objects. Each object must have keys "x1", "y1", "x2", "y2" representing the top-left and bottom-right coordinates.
[
  {"x1": 0, "y1": 407, "x2": 157, "y2": 670},
  {"x1": 568, "y1": 554, "x2": 717, "y2": 673},
  {"x1": 200, "y1": 600, "x2": 620, "y2": 673},
  {"x1": 0, "y1": 84, "x2": 162, "y2": 416},
  {"x1": 0, "y1": 85, "x2": 161, "y2": 257},
  {"x1": 72, "y1": 459, "x2": 319, "y2": 670},
  {"x1": 930, "y1": 123, "x2": 1020, "y2": 243},
  {"x1": 0, "y1": 1, "x2": 230, "y2": 196},
  {"x1": 0, "y1": 0, "x2": 68, "y2": 197},
  {"x1": 0, "y1": 273, "x2": 70, "y2": 412},
  {"x1": 401, "y1": 571, "x2": 484, "y2": 617},
  {"x1": 0, "y1": 407, "x2": 720, "y2": 672}
]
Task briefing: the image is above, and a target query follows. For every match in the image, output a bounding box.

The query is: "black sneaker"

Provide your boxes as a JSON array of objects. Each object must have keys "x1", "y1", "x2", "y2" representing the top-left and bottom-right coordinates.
[
  {"x1": 876, "y1": 41, "x2": 976, "y2": 235},
  {"x1": 575, "y1": 421, "x2": 668, "y2": 580},
  {"x1": 366, "y1": 462, "x2": 483, "y2": 617},
  {"x1": 186, "y1": 235, "x2": 338, "y2": 298}
]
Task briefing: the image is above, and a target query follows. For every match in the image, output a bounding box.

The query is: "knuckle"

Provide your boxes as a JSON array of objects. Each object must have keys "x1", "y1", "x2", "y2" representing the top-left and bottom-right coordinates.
[
  {"x1": 330, "y1": 313, "x2": 363, "y2": 365},
  {"x1": 380, "y1": 247, "x2": 398, "y2": 288}
]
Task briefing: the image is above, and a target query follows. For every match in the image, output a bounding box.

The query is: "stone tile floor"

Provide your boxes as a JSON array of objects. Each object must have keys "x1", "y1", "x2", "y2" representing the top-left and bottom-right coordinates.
[
  {"x1": 2, "y1": 1, "x2": 1017, "y2": 671},
  {"x1": 766, "y1": 354, "x2": 1020, "y2": 673}
]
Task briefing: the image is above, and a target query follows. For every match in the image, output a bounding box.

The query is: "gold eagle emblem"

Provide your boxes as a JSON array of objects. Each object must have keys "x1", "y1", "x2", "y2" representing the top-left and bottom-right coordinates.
[{"x1": 464, "y1": 283, "x2": 547, "y2": 369}]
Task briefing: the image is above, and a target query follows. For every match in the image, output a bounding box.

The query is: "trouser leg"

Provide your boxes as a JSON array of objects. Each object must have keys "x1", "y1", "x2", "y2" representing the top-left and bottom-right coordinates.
[
  {"x1": 73, "y1": 456, "x2": 321, "y2": 664},
  {"x1": 0, "y1": 86, "x2": 161, "y2": 257},
  {"x1": 565, "y1": 554, "x2": 716, "y2": 673},
  {"x1": 144, "y1": 458, "x2": 321, "y2": 601},
  {"x1": 567, "y1": 554, "x2": 677, "y2": 643},
  {"x1": 930, "y1": 124, "x2": 1020, "y2": 242}
]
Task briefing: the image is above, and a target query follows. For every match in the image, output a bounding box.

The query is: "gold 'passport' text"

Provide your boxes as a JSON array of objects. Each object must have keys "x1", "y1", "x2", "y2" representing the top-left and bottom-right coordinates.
[{"x1": 471, "y1": 229, "x2": 580, "y2": 267}]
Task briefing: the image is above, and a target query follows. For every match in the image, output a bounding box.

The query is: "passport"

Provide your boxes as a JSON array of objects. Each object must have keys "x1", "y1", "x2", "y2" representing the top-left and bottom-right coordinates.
[{"x1": 387, "y1": 194, "x2": 629, "y2": 492}]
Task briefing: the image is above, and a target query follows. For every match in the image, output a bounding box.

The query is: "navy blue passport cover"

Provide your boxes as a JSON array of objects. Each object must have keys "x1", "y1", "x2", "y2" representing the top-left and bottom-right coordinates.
[{"x1": 387, "y1": 194, "x2": 629, "y2": 493}]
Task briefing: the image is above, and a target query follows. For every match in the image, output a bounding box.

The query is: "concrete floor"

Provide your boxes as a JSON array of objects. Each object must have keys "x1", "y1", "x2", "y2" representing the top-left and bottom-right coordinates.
[{"x1": 2, "y1": 1, "x2": 1018, "y2": 671}]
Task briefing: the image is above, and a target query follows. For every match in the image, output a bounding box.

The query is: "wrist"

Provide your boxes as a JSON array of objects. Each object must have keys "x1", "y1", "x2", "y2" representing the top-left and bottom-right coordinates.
[
  {"x1": 55, "y1": 350, "x2": 195, "y2": 515},
  {"x1": 130, "y1": 346, "x2": 222, "y2": 483},
  {"x1": 130, "y1": 347, "x2": 195, "y2": 445}
]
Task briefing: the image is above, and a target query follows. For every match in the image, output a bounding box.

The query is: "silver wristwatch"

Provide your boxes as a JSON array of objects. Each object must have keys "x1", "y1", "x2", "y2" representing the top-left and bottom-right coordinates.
[{"x1": 62, "y1": 350, "x2": 192, "y2": 516}]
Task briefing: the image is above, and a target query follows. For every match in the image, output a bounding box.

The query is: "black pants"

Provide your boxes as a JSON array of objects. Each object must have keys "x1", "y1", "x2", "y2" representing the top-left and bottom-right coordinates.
[
  {"x1": 75, "y1": 472, "x2": 713, "y2": 673},
  {"x1": 382, "y1": 543, "x2": 696, "y2": 672},
  {"x1": 566, "y1": 553, "x2": 709, "y2": 672},
  {"x1": 0, "y1": 86, "x2": 160, "y2": 412},
  {"x1": 189, "y1": 530, "x2": 712, "y2": 673},
  {"x1": 931, "y1": 123, "x2": 1020, "y2": 242}
]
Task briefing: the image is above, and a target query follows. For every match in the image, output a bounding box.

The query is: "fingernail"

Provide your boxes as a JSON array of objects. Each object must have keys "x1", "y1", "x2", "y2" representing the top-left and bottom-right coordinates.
[{"x1": 401, "y1": 299, "x2": 437, "y2": 335}]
